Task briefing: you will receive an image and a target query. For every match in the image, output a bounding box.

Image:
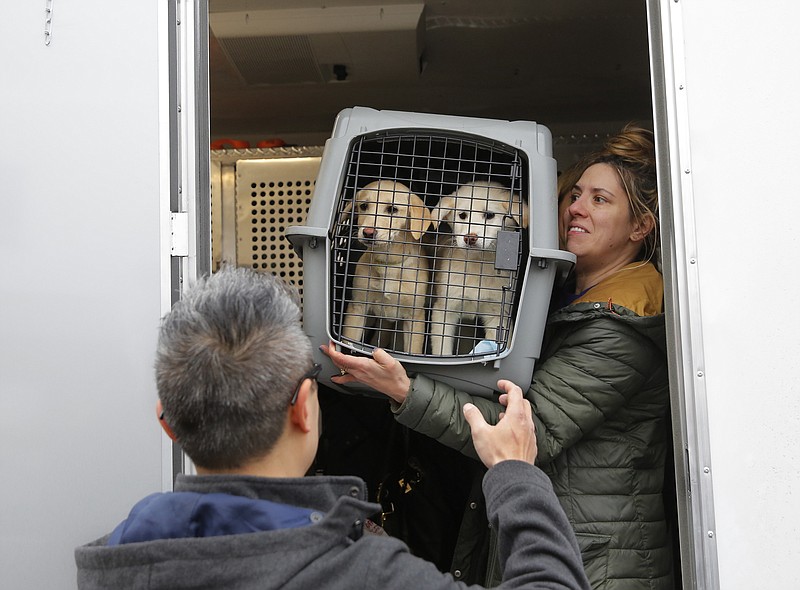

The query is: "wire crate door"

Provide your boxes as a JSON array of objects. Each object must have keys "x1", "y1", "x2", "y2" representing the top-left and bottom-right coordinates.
[{"x1": 330, "y1": 131, "x2": 529, "y2": 361}]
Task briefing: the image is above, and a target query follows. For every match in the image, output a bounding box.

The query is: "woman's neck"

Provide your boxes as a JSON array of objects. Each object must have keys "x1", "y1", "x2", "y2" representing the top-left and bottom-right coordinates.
[{"x1": 574, "y1": 258, "x2": 639, "y2": 293}]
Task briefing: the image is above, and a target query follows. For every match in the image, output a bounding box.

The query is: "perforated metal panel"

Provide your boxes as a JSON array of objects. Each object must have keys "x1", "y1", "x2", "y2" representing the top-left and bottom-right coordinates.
[
  {"x1": 210, "y1": 147, "x2": 324, "y2": 303},
  {"x1": 235, "y1": 158, "x2": 321, "y2": 299}
]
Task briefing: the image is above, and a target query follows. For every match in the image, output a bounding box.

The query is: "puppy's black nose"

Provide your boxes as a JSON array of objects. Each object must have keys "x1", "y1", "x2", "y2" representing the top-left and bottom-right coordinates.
[{"x1": 464, "y1": 233, "x2": 478, "y2": 246}]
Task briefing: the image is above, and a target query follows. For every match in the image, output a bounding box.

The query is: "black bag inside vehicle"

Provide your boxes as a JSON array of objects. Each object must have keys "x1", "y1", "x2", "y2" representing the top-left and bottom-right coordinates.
[{"x1": 314, "y1": 385, "x2": 476, "y2": 573}]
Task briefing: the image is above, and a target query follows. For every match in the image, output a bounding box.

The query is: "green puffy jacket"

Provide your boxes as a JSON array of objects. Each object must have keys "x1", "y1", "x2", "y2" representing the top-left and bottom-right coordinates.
[{"x1": 392, "y1": 263, "x2": 674, "y2": 589}]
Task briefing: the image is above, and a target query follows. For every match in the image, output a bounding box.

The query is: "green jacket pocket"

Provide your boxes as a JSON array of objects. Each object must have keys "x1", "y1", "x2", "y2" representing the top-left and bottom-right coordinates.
[{"x1": 575, "y1": 533, "x2": 611, "y2": 589}]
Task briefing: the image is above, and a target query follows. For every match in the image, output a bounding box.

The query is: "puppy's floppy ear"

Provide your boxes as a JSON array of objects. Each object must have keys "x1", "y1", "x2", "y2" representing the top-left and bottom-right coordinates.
[
  {"x1": 407, "y1": 193, "x2": 434, "y2": 241},
  {"x1": 432, "y1": 195, "x2": 457, "y2": 229},
  {"x1": 503, "y1": 194, "x2": 529, "y2": 230}
]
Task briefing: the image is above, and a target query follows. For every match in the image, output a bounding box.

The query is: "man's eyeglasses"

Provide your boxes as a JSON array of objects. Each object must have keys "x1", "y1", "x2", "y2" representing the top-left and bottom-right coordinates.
[{"x1": 290, "y1": 363, "x2": 322, "y2": 405}]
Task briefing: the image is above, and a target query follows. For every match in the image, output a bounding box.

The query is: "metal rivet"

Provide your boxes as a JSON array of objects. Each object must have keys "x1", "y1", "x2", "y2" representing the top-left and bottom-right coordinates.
[
  {"x1": 708, "y1": 531, "x2": 714, "y2": 538},
  {"x1": 679, "y1": 84, "x2": 685, "y2": 90},
  {"x1": 684, "y1": 168, "x2": 691, "y2": 174},
  {"x1": 690, "y1": 258, "x2": 696, "y2": 264},
  {"x1": 454, "y1": 570, "x2": 462, "y2": 578},
  {"x1": 697, "y1": 371, "x2": 704, "y2": 378},
  {"x1": 703, "y1": 467, "x2": 710, "y2": 474},
  {"x1": 469, "y1": 502, "x2": 478, "y2": 510}
]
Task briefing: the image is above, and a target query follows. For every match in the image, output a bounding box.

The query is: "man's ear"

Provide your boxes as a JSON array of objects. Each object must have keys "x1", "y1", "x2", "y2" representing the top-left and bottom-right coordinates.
[
  {"x1": 156, "y1": 400, "x2": 178, "y2": 441},
  {"x1": 289, "y1": 379, "x2": 316, "y2": 434}
]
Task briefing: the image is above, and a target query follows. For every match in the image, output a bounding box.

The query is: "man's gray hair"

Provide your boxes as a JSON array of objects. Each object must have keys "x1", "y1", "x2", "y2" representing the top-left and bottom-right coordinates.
[{"x1": 156, "y1": 266, "x2": 312, "y2": 469}]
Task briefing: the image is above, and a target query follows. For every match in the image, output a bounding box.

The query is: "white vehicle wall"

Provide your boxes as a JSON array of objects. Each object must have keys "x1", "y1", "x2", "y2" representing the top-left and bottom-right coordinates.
[
  {"x1": 656, "y1": 1, "x2": 800, "y2": 588},
  {"x1": 0, "y1": 1, "x2": 206, "y2": 588},
  {"x1": 0, "y1": 1, "x2": 797, "y2": 588}
]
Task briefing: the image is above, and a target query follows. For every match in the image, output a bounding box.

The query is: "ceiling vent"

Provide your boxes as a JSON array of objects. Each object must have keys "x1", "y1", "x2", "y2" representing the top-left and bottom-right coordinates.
[{"x1": 210, "y1": 4, "x2": 426, "y2": 86}]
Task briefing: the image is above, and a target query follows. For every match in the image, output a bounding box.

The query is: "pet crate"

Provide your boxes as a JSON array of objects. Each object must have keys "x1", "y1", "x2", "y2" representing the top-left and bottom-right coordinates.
[{"x1": 287, "y1": 107, "x2": 574, "y2": 398}]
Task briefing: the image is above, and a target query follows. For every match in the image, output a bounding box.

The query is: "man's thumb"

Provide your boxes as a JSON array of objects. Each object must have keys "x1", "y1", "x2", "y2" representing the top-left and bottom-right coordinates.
[{"x1": 463, "y1": 403, "x2": 486, "y2": 433}]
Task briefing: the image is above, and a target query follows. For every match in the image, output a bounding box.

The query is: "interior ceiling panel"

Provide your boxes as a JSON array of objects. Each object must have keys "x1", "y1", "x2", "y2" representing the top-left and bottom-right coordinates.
[{"x1": 209, "y1": 0, "x2": 652, "y2": 141}]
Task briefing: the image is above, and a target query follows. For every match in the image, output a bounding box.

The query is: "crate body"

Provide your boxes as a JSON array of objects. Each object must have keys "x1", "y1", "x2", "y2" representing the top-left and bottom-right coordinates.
[{"x1": 288, "y1": 107, "x2": 574, "y2": 398}]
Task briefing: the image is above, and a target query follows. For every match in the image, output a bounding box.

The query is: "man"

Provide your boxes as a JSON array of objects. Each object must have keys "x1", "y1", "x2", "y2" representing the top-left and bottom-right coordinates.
[{"x1": 75, "y1": 267, "x2": 589, "y2": 590}]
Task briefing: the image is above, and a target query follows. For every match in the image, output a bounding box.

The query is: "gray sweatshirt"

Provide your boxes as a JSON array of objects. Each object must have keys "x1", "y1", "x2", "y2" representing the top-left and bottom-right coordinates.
[{"x1": 75, "y1": 461, "x2": 590, "y2": 590}]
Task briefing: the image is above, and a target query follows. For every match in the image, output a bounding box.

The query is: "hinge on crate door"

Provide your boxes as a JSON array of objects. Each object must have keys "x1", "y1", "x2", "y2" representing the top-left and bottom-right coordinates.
[{"x1": 170, "y1": 212, "x2": 189, "y2": 257}]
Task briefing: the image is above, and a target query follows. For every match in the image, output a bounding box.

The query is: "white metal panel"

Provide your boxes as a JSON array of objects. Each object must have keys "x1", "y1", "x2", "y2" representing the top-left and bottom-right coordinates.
[
  {"x1": 676, "y1": 1, "x2": 800, "y2": 588},
  {"x1": 650, "y1": 1, "x2": 719, "y2": 587},
  {"x1": 0, "y1": 1, "x2": 169, "y2": 587}
]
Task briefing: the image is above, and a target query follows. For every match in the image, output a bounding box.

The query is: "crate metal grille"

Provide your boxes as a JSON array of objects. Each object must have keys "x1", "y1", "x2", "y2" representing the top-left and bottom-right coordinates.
[{"x1": 330, "y1": 131, "x2": 528, "y2": 359}]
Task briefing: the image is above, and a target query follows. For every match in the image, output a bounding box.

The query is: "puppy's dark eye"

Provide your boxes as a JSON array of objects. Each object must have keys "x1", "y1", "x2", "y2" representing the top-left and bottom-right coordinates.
[
  {"x1": 358, "y1": 202, "x2": 368, "y2": 211},
  {"x1": 484, "y1": 212, "x2": 495, "y2": 220},
  {"x1": 386, "y1": 205, "x2": 399, "y2": 214},
  {"x1": 458, "y1": 212, "x2": 468, "y2": 220}
]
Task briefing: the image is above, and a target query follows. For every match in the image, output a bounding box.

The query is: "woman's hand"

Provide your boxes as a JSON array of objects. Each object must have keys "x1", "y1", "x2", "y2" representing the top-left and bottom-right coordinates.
[{"x1": 320, "y1": 341, "x2": 411, "y2": 403}]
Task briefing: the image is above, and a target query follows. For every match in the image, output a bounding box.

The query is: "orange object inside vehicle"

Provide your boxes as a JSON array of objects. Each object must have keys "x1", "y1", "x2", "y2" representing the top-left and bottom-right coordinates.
[{"x1": 210, "y1": 138, "x2": 250, "y2": 150}]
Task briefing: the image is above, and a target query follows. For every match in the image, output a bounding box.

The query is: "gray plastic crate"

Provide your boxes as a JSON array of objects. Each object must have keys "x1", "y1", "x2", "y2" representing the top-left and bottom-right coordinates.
[{"x1": 287, "y1": 107, "x2": 574, "y2": 399}]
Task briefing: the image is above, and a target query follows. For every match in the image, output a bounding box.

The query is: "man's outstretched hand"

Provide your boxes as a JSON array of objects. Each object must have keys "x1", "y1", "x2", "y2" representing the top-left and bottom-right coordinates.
[{"x1": 463, "y1": 380, "x2": 537, "y2": 468}]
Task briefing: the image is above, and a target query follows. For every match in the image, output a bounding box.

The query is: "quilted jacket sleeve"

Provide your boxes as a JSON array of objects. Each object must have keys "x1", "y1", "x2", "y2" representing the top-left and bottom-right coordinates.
[
  {"x1": 365, "y1": 461, "x2": 590, "y2": 590},
  {"x1": 392, "y1": 311, "x2": 664, "y2": 465},
  {"x1": 525, "y1": 313, "x2": 663, "y2": 464}
]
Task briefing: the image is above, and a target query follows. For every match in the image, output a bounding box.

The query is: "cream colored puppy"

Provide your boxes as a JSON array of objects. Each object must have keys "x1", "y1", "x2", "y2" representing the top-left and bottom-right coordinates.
[
  {"x1": 429, "y1": 180, "x2": 529, "y2": 356},
  {"x1": 340, "y1": 180, "x2": 434, "y2": 355}
]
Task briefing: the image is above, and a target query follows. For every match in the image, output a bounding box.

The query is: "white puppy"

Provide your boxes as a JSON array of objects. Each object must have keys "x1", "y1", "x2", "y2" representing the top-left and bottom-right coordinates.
[
  {"x1": 429, "y1": 180, "x2": 529, "y2": 356},
  {"x1": 340, "y1": 180, "x2": 434, "y2": 355}
]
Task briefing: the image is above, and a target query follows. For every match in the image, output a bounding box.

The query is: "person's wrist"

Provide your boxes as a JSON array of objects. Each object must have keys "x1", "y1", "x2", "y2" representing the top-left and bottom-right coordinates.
[{"x1": 387, "y1": 373, "x2": 412, "y2": 403}]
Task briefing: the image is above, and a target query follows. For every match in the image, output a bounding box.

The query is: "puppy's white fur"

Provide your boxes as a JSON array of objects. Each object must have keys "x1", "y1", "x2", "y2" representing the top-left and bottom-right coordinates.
[
  {"x1": 429, "y1": 180, "x2": 528, "y2": 356},
  {"x1": 340, "y1": 180, "x2": 434, "y2": 355}
]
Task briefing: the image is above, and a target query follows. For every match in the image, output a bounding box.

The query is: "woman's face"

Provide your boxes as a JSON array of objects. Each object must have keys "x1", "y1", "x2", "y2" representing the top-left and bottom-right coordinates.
[{"x1": 561, "y1": 163, "x2": 644, "y2": 274}]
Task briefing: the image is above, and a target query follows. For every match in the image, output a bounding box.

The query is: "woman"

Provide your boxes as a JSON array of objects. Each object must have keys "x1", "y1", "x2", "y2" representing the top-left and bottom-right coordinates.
[{"x1": 323, "y1": 125, "x2": 674, "y2": 589}]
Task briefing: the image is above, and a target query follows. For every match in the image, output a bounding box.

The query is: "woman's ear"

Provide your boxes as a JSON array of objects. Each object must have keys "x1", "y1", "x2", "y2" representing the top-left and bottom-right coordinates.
[
  {"x1": 630, "y1": 214, "x2": 655, "y2": 242},
  {"x1": 156, "y1": 400, "x2": 178, "y2": 441}
]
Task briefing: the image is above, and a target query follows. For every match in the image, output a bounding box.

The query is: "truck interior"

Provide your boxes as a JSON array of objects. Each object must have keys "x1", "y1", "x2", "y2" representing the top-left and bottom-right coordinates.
[
  {"x1": 205, "y1": 0, "x2": 681, "y2": 585},
  {"x1": 208, "y1": 0, "x2": 652, "y2": 161}
]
